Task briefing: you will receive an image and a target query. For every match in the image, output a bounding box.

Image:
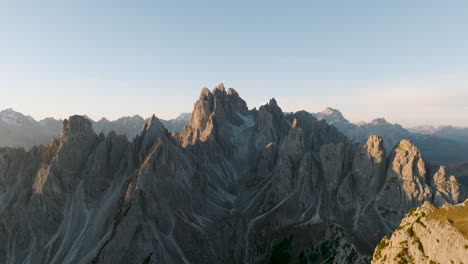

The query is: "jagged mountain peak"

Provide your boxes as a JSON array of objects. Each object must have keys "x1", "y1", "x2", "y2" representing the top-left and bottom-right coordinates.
[
  {"x1": 256, "y1": 97, "x2": 289, "y2": 136},
  {"x1": 194, "y1": 84, "x2": 248, "y2": 117},
  {"x1": 366, "y1": 134, "x2": 384, "y2": 145},
  {"x1": 375, "y1": 136, "x2": 465, "y2": 230},
  {"x1": 61, "y1": 115, "x2": 95, "y2": 139},
  {"x1": 199, "y1": 87, "x2": 212, "y2": 97},
  {"x1": 364, "y1": 135, "x2": 386, "y2": 155},
  {"x1": 394, "y1": 139, "x2": 422, "y2": 155},
  {"x1": 214, "y1": 82, "x2": 225, "y2": 92},
  {"x1": 97, "y1": 117, "x2": 111, "y2": 123},
  {"x1": 135, "y1": 114, "x2": 169, "y2": 158},
  {"x1": 180, "y1": 85, "x2": 249, "y2": 146},
  {"x1": 387, "y1": 139, "x2": 428, "y2": 184},
  {"x1": 143, "y1": 114, "x2": 167, "y2": 134},
  {"x1": 259, "y1": 98, "x2": 281, "y2": 112}
]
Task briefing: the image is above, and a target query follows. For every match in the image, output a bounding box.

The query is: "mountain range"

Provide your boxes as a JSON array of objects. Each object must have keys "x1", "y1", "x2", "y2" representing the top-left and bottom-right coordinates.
[
  {"x1": 0, "y1": 108, "x2": 59, "y2": 150},
  {"x1": 409, "y1": 125, "x2": 468, "y2": 143},
  {"x1": 312, "y1": 107, "x2": 468, "y2": 188},
  {"x1": 3, "y1": 105, "x2": 468, "y2": 165},
  {"x1": 3, "y1": 106, "x2": 468, "y2": 166},
  {"x1": 0, "y1": 109, "x2": 190, "y2": 149},
  {"x1": 312, "y1": 107, "x2": 468, "y2": 164},
  {"x1": 4, "y1": 100, "x2": 468, "y2": 187},
  {"x1": 0, "y1": 84, "x2": 465, "y2": 263}
]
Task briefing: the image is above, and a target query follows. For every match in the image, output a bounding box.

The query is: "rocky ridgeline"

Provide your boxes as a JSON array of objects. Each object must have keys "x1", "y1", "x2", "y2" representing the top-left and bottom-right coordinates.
[
  {"x1": 372, "y1": 200, "x2": 468, "y2": 263},
  {"x1": 0, "y1": 84, "x2": 465, "y2": 263}
]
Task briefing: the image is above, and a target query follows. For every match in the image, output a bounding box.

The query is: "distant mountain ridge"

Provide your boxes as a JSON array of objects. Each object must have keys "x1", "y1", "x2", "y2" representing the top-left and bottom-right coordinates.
[
  {"x1": 2, "y1": 106, "x2": 468, "y2": 186},
  {"x1": 0, "y1": 109, "x2": 190, "y2": 148},
  {"x1": 313, "y1": 107, "x2": 468, "y2": 164},
  {"x1": 0, "y1": 108, "x2": 59, "y2": 149},
  {"x1": 410, "y1": 125, "x2": 468, "y2": 143}
]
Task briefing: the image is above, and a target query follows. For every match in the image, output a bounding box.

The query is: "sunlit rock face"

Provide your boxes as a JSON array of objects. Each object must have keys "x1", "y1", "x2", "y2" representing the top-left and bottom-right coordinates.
[
  {"x1": 0, "y1": 85, "x2": 464, "y2": 263},
  {"x1": 375, "y1": 140, "x2": 464, "y2": 230},
  {"x1": 372, "y1": 200, "x2": 468, "y2": 264}
]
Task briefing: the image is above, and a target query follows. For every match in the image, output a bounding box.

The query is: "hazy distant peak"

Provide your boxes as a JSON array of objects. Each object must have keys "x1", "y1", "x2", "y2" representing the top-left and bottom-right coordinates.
[
  {"x1": 0, "y1": 108, "x2": 36, "y2": 125},
  {"x1": 370, "y1": 118, "x2": 389, "y2": 126},
  {"x1": 314, "y1": 107, "x2": 349, "y2": 124},
  {"x1": 97, "y1": 117, "x2": 111, "y2": 123},
  {"x1": 408, "y1": 125, "x2": 438, "y2": 134},
  {"x1": 320, "y1": 107, "x2": 345, "y2": 118},
  {"x1": 39, "y1": 117, "x2": 61, "y2": 122},
  {"x1": 1, "y1": 107, "x2": 14, "y2": 113},
  {"x1": 174, "y1": 113, "x2": 191, "y2": 121},
  {"x1": 322, "y1": 106, "x2": 341, "y2": 115}
]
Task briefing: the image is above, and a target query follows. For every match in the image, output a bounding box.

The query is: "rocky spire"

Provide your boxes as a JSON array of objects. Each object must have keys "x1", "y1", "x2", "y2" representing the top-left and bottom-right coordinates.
[
  {"x1": 132, "y1": 115, "x2": 169, "y2": 165},
  {"x1": 179, "y1": 83, "x2": 249, "y2": 146},
  {"x1": 376, "y1": 140, "x2": 433, "y2": 228},
  {"x1": 256, "y1": 99, "x2": 283, "y2": 129},
  {"x1": 351, "y1": 135, "x2": 387, "y2": 203},
  {"x1": 34, "y1": 115, "x2": 99, "y2": 195},
  {"x1": 140, "y1": 115, "x2": 167, "y2": 148},
  {"x1": 60, "y1": 115, "x2": 95, "y2": 142},
  {"x1": 432, "y1": 165, "x2": 463, "y2": 206}
]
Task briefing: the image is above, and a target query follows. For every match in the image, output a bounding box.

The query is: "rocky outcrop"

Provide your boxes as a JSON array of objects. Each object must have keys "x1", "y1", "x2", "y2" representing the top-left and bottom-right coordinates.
[
  {"x1": 376, "y1": 140, "x2": 465, "y2": 230},
  {"x1": 372, "y1": 200, "x2": 468, "y2": 264},
  {"x1": 0, "y1": 85, "x2": 464, "y2": 264},
  {"x1": 178, "y1": 83, "x2": 249, "y2": 147}
]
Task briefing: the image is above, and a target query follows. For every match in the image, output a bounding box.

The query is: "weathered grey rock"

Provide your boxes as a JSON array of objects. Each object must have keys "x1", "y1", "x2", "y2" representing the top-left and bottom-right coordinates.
[
  {"x1": 432, "y1": 166, "x2": 463, "y2": 206},
  {"x1": 376, "y1": 140, "x2": 435, "y2": 229},
  {"x1": 375, "y1": 140, "x2": 465, "y2": 231}
]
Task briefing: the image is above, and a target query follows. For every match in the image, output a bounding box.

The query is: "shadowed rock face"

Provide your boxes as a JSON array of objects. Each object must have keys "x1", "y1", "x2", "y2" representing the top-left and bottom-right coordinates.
[{"x1": 0, "y1": 85, "x2": 464, "y2": 264}]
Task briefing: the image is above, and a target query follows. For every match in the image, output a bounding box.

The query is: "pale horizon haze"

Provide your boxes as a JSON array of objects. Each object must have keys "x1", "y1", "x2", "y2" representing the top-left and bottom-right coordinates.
[{"x1": 1, "y1": 1, "x2": 468, "y2": 127}]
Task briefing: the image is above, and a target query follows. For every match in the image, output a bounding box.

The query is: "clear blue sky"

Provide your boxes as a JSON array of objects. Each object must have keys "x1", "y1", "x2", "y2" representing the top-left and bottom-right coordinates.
[{"x1": 1, "y1": 0, "x2": 467, "y2": 126}]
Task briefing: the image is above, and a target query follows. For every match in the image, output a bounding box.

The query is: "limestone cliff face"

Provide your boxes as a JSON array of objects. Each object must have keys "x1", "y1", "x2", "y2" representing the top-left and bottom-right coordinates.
[
  {"x1": 376, "y1": 140, "x2": 464, "y2": 230},
  {"x1": 34, "y1": 115, "x2": 99, "y2": 195},
  {"x1": 0, "y1": 85, "x2": 464, "y2": 264},
  {"x1": 372, "y1": 200, "x2": 468, "y2": 264},
  {"x1": 179, "y1": 83, "x2": 249, "y2": 147}
]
